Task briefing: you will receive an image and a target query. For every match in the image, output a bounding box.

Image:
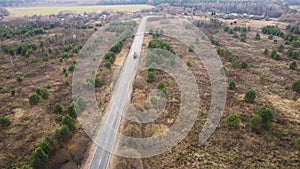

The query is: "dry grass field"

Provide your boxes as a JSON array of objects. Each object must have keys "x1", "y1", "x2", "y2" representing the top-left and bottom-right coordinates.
[{"x1": 6, "y1": 5, "x2": 154, "y2": 17}]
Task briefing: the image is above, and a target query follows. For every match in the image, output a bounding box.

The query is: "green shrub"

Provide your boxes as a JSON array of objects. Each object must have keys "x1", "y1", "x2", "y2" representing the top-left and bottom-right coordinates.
[
  {"x1": 68, "y1": 63, "x2": 75, "y2": 71},
  {"x1": 249, "y1": 115, "x2": 262, "y2": 132},
  {"x1": 62, "y1": 67, "x2": 67, "y2": 74},
  {"x1": 263, "y1": 48, "x2": 269, "y2": 56},
  {"x1": 289, "y1": 61, "x2": 298, "y2": 70},
  {"x1": 16, "y1": 76, "x2": 23, "y2": 83},
  {"x1": 147, "y1": 71, "x2": 156, "y2": 83},
  {"x1": 105, "y1": 61, "x2": 111, "y2": 69},
  {"x1": 62, "y1": 52, "x2": 68, "y2": 59},
  {"x1": 241, "y1": 32, "x2": 247, "y2": 38},
  {"x1": 225, "y1": 114, "x2": 240, "y2": 129},
  {"x1": 64, "y1": 72, "x2": 69, "y2": 77},
  {"x1": 255, "y1": 33, "x2": 261, "y2": 40},
  {"x1": 35, "y1": 88, "x2": 41, "y2": 95},
  {"x1": 67, "y1": 103, "x2": 77, "y2": 118},
  {"x1": 244, "y1": 89, "x2": 256, "y2": 103},
  {"x1": 278, "y1": 44, "x2": 284, "y2": 52},
  {"x1": 40, "y1": 137, "x2": 53, "y2": 155},
  {"x1": 62, "y1": 115, "x2": 76, "y2": 130},
  {"x1": 271, "y1": 50, "x2": 281, "y2": 60},
  {"x1": 157, "y1": 81, "x2": 166, "y2": 90},
  {"x1": 53, "y1": 103, "x2": 63, "y2": 114},
  {"x1": 11, "y1": 89, "x2": 15, "y2": 96},
  {"x1": 65, "y1": 80, "x2": 70, "y2": 86},
  {"x1": 217, "y1": 48, "x2": 232, "y2": 57},
  {"x1": 186, "y1": 61, "x2": 192, "y2": 67},
  {"x1": 250, "y1": 107, "x2": 274, "y2": 132},
  {"x1": 228, "y1": 80, "x2": 236, "y2": 90},
  {"x1": 296, "y1": 138, "x2": 300, "y2": 150},
  {"x1": 148, "y1": 39, "x2": 175, "y2": 54},
  {"x1": 104, "y1": 51, "x2": 116, "y2": 64},
  {"x1": 241, "y1": 61, "x2": 249, "y2": 69},
  {"x1": 292, "y1": 79, "x2": 300, "y2": 93},
  {"x1": 224, "y1": 26, "x2": 230, "y2": 32},
  {"x1": 39, "y1": 88, "x2": 49, "y2": 99},
  {"x1": 95, "y1": 77, "x2": 102, "y2": 88},
  {"x1": 272, "y1": 53, "x2": 281, "y2": 60},
  {"x1": 233, "y1": 33, "x2": 239, "y2": 38},
  {"x1": 31, "y1": 147, "x2": 48, "y2": 169},
  {"x1": 256, "y1": 107, "x2": 274, "y2": 129},
  {"x1": 53, "y1": 125, "x2": 72, "y2": 141},
  {"x1": 29, "y1": 94, "x2": 40, "y2": 105},
  {"x1": 0, "y1": 117, "x2": 11, "y2": 127}
]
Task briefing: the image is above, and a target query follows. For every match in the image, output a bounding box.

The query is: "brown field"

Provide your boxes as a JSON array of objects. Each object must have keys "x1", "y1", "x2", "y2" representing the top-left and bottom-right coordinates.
[{"x1": 112, "y1": 17, "x2": 300, "y2": 168}]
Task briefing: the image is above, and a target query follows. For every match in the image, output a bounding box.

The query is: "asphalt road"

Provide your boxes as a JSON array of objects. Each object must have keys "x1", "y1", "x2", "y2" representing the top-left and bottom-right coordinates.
[{"x1": 88, "y1": 17, "x2": 147, "y2": 169}]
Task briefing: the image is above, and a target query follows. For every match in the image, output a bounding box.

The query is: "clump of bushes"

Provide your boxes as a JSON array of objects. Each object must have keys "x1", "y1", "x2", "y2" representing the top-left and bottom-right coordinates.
[
  {"x1": 292, "y1": 79, "x2": 300, "y2": 93},
  {"x1": 241, "y1": 61, "x2": 249, "y2": 69},
  {"x1": 53, "y1": 125, "x2": 72, "y2": 141},
  {"x1": 53, "y1": 103, "x2": 63, "y2": 114},
  {"x1": 228, "y1": 80, "x2": 236, "y2": 90},
  {"x1": 0, "y1": 117, "x2": 11, "y2": 127},
  {"x1": 217, "y1": 48, "x2": 232, "y2": 58},
  {"x1": 249, "y1": 115, "x2": 262, "y2": 132},
  {"x1": 225, "y1": 114, "x2": 240, "y2": 129},
  {"x1": 95, "y1": 77, "x2": 103, "y2": 88},
  {"x1": 250, "y1": 107, "x2": 274, "y2": 132},
  {"x1": 244, "y1": 89, "x2": 256, "y2": 103},
  {"x1": 62, "y1": 115, "x2": 76, "y2": 131},
  {"x1": 148, "y1": 39, "x2": 175, "y2": 54},
  {"x1": 36, "y1": 88, "x2": 49, "y2": 99},
  {"x1": 289, "y1": 61, "x2": 298, "y2": 70},
  {"x1": 271, "y1": 50, "x2": 281, "y2": 60},
  {"x1": 263, "y1": 48, "x2": 269, "y2": 56},
  {"x1": 16, "y1": 76, "x2": 23, "y2": 83},
  {"x1": 186, "y1": 61, "x2": 192, "y2": 67},
  {"x1": 104, "y1": 51, "x2": 115, "y2": 68},
  {"x1": 68, "y1": 63, "x2": 75, "y2": 71},
  {"x1": 147, "y1": 68, "x2": 157, "y2": 83},
  {"x1": 29, "y1": 93, "x2": 40, "y2": 105},
  {"x1": 277, "y1": 44, "x2": 284, "y2": 52},
  {"x1": 157, "y1": 81, "x2": 167, "y2": 95},
  {"x1": 67, "y1": 102, "x2": 77, "y2": 118},
  {"x1": 255, "y1": 33, "x2": 261, "y2": 40},
  {"x1": 31, "y1": 147, "x2": 49, "y2": 169}
]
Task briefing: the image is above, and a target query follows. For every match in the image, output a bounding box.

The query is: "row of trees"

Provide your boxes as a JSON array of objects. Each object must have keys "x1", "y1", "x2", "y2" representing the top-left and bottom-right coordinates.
[
  {"x1": 28, "y1": 100, "x2": 80, "y2": 169},
  {"x1": 0, "y1": 21, "x2": 58, "y2": 40},
  {"x1": 262, "y1": 25, "x2": 300, "y2": 47},
  {"x1": 1, "y1": 42, "x2": 37, "y2": 57},
  {"x1": 148, "y1": 39, "x2": 175, "y2": 54},
  {"x1": 102, "y1": 21, "x2": 138, "y2": 68}
]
